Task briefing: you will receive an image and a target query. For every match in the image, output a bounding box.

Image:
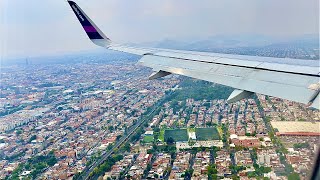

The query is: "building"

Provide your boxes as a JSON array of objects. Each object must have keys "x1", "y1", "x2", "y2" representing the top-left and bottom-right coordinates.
[
  {"x1": 271, "y1": 121, "x2": 320, "y2": 136},
  {"x1": 230, "y1": 134, "x2": 261, "y2": 148}
]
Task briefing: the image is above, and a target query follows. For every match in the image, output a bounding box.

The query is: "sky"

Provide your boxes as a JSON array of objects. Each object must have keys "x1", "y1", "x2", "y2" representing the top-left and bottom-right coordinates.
[{"x1": 0, "y1": 0, "x2": 319, "y2": 58}]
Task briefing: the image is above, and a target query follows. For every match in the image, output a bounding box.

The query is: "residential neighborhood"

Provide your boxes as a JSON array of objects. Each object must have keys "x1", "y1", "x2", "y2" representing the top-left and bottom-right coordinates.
[{"x1": 0, "y1": 52, "x2": 319, "y2": 180}]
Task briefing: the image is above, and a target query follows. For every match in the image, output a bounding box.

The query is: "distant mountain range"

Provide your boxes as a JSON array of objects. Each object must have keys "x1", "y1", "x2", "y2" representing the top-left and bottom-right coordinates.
[
  {"x1": 3, "y1": 34, "x2": 318, "y2": 66},
  {"x1": 147, "y1": 34, "x2": 318, "y2": 49}
]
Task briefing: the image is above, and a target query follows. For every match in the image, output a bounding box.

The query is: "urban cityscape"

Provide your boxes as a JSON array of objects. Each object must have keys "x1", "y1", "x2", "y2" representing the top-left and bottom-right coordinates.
[{"x1": 0, "y1": 45, "x2": 319, "y2": 180}]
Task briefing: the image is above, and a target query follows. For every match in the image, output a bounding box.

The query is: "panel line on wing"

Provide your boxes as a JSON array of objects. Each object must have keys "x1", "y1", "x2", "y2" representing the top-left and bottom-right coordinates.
[{"x1": 147, "y1": 54, "x2": 320, "y2": 77}]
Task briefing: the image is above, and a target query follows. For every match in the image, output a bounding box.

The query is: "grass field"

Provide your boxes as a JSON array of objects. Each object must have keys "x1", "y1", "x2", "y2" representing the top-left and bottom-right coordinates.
[
  {"x1": 164, "y1": 129, "x2": 188, "y2": 142},
  {"x1": 196, "y1": 127, "x2": 220, "y2": 141},
  {"x1": 159, "y1": 129, "x2": 165, "y2": 142},
  {"x1": 143, "y1": 136, "x2": 154, "y2": 143},
  {"x1": 217, "y1": 126, "x2": 223, "y2": 137}
]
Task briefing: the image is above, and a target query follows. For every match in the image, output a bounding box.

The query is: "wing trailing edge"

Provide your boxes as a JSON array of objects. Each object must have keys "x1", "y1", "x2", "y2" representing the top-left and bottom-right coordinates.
[{"x1": 67, "y1": 1, "x2": 320, "y2": 109}]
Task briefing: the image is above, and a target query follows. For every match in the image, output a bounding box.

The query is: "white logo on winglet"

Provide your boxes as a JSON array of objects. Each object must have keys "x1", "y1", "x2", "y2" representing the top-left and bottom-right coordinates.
[{"x1": 72, "y1": 5, "x2": 84, "y2": 22}]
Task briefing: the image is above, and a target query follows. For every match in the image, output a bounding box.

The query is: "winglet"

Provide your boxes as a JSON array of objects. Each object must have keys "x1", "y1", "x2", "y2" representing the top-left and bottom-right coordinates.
[{"x1": 67, "y1": 1, "x2": 111, "y2": 47}]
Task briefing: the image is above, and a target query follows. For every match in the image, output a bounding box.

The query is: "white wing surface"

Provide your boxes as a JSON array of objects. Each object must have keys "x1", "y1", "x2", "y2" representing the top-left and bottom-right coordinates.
[{"x1": 67, "y1": 1, "x2": 320, "y2": 109}]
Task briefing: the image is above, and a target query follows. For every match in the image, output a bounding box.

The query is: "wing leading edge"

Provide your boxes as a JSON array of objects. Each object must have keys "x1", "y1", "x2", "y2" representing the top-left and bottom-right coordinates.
[{"x1": 67, "y1": 1, "x2": 320, "y2": 109}]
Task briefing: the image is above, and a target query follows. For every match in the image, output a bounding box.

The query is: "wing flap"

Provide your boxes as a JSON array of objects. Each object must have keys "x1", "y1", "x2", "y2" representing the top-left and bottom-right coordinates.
[{"x1": 139, "y1": 55, "x2": 319, "y2": 108}]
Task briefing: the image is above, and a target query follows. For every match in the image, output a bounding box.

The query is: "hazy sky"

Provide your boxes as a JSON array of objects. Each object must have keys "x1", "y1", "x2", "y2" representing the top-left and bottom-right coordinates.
[{"x1": 0, "y1": 0, "x2": 319, "y2": 58}]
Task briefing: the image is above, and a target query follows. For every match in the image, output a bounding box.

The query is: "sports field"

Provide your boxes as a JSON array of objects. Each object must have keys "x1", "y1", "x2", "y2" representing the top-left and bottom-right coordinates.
[
  {"x1": 195, "y1": 127, "x2": 220, "y2": 140},
  {"x1": 143, "y1": 136, "x2": 154, "y2": 143},
  {"x1": 164, "y1": 129, "x2": 188, "y2": 142}
]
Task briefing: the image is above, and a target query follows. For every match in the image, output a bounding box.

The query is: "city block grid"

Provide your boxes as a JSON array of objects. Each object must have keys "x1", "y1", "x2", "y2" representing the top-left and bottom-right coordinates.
[{"x1": 0, "y1": 55, "x2": 319, "y2": 180}]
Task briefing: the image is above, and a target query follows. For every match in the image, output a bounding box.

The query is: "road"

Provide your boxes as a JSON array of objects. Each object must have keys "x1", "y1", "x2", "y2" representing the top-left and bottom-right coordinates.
[{"x1": 78, "y1": 94, "x2": 170, "y2": 180}]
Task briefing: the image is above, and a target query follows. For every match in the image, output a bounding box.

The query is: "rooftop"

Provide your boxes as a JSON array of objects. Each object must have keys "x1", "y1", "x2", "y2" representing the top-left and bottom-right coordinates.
[{"x1": 271, "y1": 121, "x2": 320, "y2": 133}]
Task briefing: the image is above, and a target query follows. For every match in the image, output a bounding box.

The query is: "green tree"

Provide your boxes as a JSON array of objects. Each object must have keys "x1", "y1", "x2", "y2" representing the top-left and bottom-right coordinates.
[
  {"x1": 288, "y1": 172, "x2": 300, "y2": 180},
  {"x1": 116, "y1": 135, "x2": 122, "y2": 140},
  {"x1": 184, "y1": 169, "x2": 194, "y2": 179},
  {"x1": 16, "y1": 130, "x2": 23, "y2": 135},
  {"x1": 153, "y1": 127, "x2": 160, "y2": 132},
  {"x1": 154, "y1": 174, "x2": 159, "y2": 179},
  {"x1": 47, "y1": 156, "x2": 57, "y2": 166},
  {"x1": 166, "y1": 137, "x2": 175, "y2": 144},
  {"x1": 29, "y1": 135, "x2": 37, "y2": 142},
  {"x1": 207, "y1": 164, "x2": 218, "y2": 175},
  {"x1": 121, "y1": 142, "x2": 131, "y2": 152},
  {"x1": 229, "y1": 165, "x2": 245, "y2": 174},
  {"x1": 293, "y1": 143, "x2": 309, "y2": 149}
]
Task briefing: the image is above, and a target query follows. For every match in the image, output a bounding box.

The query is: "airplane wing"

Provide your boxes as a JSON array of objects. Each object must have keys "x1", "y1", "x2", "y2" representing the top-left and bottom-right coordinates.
[{"x1": 67, "y1": 1, "x2": 320, "y2": 109}]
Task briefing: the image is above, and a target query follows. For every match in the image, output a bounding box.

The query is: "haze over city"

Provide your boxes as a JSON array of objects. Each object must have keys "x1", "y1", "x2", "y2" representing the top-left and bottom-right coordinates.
[{"x1": 0, "y1": 0, "x2": 319, "y2": 58}]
